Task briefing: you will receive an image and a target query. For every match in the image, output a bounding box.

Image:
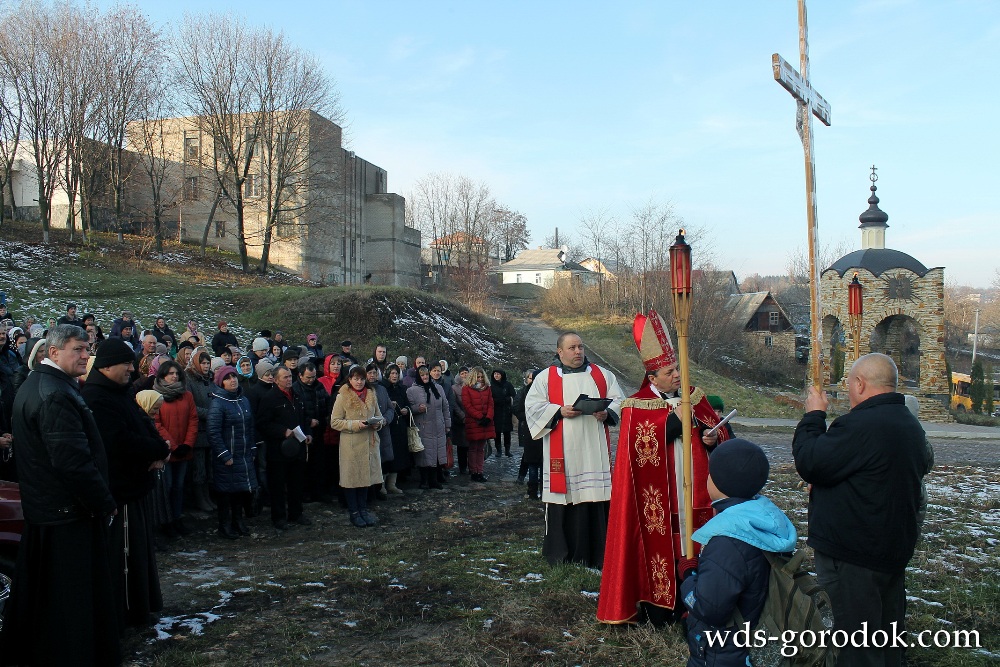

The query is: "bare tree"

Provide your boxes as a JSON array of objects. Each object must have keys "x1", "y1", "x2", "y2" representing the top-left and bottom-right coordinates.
[
  {"x1": 490, "y1": 205, "x2": 530, "y2": 262},
  {"x1": 580, "y1": 209, "x2": 615, "y2": 304},
  {"x1": 0, "y1": 32, "x2": 24, "y2": 232},
  {"x1": 2, "y1": 0, "x2": 71, "y2": 243}
]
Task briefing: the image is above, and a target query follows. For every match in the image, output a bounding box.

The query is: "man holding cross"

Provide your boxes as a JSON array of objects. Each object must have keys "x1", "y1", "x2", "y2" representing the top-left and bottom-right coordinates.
[{"x1": 524, "y1": 332, "x2": 624, "y2": 568}]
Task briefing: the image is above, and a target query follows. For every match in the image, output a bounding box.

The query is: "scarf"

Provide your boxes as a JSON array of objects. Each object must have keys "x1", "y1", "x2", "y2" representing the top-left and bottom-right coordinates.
[
  {"x1": 416, "y1": 375, "x2": 440, "y2": 401},
  {"x1": 354, "y1": 387, "x2": 368, "y2": 403},
  {"x1": 154, "y1": 377, "x2": 187, "y2": 401}
]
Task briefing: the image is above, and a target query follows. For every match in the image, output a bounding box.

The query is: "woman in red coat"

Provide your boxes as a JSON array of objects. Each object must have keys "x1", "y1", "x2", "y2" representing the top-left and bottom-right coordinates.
[
  {"x1": 461, "y1": 367, "x2": 494, "y2": 482},
  {"x1": 153, "y1": 359, "x2": 199, "y2": 534}
]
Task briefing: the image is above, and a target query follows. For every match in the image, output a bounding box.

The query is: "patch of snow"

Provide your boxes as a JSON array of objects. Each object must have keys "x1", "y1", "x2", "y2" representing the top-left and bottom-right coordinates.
[
  {"x1": 302, "y1": 582, "x2": 326, "y2": 588},
  {"x1": 580, "y1": 591, "x2": 599, "y2": 599}
]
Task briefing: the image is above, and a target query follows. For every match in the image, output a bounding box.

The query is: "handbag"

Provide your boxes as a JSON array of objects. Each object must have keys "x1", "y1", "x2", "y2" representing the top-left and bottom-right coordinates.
[
  {"x1": 280, "y1": 436, "x2": 304, "y2": 458},
  {"x1": 407, "y1": 412, "x2": 425, "y2": 453}
]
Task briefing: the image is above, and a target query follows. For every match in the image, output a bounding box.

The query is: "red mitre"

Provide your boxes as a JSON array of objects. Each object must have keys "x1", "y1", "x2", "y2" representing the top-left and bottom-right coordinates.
[{"x1": 632, "y1": 309, "x2": 677, "y2": 373}]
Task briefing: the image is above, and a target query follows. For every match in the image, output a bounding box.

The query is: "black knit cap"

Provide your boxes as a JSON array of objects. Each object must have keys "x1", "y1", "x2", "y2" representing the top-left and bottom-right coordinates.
[
  {"x1": 709, "y1": 438, "x2": 769, "y2": 499},
  {"x1": 93, "y1": 338, "x2": 136, "y2": 369}
]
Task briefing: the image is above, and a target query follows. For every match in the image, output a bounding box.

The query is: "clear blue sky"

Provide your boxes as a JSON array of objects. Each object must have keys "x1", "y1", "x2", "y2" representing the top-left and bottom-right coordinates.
[{"x1": 123, "y1": 0, "x2": 999, "y2": 287}]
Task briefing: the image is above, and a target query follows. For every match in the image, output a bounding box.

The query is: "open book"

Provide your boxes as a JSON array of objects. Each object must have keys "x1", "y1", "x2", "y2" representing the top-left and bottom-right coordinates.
[{"x1": 572, "y1": 394, "x2": 613, "y2": 416}]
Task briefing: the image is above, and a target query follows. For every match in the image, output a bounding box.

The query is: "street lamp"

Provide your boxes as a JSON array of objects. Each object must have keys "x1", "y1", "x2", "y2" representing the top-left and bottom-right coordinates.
[
  {"x1": 848, "y1": 272, "x2": 863, "y2": 363},
  {"x1": 669, "y1": 229, "x2": 695, "y2": 557}
]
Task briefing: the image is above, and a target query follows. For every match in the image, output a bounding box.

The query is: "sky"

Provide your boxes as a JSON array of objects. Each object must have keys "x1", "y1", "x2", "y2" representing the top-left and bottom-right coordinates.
[{"x1": 112, "y1": 0, "x2": 999, "y2": 287}]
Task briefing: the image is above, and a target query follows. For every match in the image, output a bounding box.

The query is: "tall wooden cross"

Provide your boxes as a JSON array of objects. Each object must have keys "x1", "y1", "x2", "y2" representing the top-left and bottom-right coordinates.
[{"x1": 773, "y1": 0, "x2": 831, "y2": 389}]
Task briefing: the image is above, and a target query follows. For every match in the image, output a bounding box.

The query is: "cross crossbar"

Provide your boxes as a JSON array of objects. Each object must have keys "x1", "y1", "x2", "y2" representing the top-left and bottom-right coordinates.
[{"x1": 772, "y1": 53, "x2": 831, "y2": 126}]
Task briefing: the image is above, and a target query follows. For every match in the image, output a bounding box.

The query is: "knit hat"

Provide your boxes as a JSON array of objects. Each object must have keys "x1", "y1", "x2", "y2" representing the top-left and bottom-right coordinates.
[
  {"x1": 252, "y1": 336, "x2": 270, "y2": 352},
  {"x1": 214, "y1": 365, "x2": 238, "y2": 386},
  {"x1": 395, "y1": 355, "x2": 408, "y2": 366},
  {"x1": 28, "y1": 324, "x2": 45, "y2": 338},
  {"x1": 281, "y1": 347, "x2": 300, "y2": 362},
  {"x1": 135, "y1": 390, "x2": 163, "y2": 415},
  {"x1": 210, "y1": 357, "x2": 226, "y2": 373},
  {"x1": 255, "y1": 359, "x2": 276, "y2": 379},
  {"x1": 709, "y1": 439, "x2": 769, "y2": 500},
  {"x1": 155, "y1": 342, "x2": 168, "y2": 356},
  {"x1": 93, "y1": 338, "x2": 136, "y2": 369},
  {"x1": 707, "y1": 395, "x2": 724, "y2": 411},
  {"x1": 178, "y1": 339, "x2": 195, "y2": 351}
]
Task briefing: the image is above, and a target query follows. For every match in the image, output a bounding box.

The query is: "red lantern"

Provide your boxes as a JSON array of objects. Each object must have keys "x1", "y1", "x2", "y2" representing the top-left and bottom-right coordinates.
[
  {"x1": 669, "y1": 229, "x2": 692, "y2": 294},
  {"x1": 848, "y1": 273, "x2": 863, "y2": 317}
]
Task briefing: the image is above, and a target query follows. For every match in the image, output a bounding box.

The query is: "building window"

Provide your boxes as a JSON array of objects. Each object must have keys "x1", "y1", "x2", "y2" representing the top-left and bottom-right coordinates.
[
  {"x1": 244, "y1": 174, "x2": 262, "y2": 199},
  {"x1": 215, "y1": 220, "x2": 226, "y2": 238},
  {"x1": 275, "y1": 212, "x2": 293, "y2": 238},
  {"x1": 535, "y1": 273, "x2": 542, "y2": 284},
  {"x1": 515, "y1": 273, "x2": 522, "y2": 283},
  {"x1": 764, "y1": 335, "x2": 773, "y2": 348},
  {"x1": 769, "y1": 311, "x2": 779, "y2": 328},
  {"x1": 183, "y1": 176, "x2": 199, "y2": 200},
  {"x1": 184, "y1": 136, "x2": 199, "y2": 162}
]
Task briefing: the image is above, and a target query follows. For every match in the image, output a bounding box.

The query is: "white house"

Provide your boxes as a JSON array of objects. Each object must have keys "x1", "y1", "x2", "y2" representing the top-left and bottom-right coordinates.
[{"x1": 492, "y1": 246, "x2": 599, "y2": 289}]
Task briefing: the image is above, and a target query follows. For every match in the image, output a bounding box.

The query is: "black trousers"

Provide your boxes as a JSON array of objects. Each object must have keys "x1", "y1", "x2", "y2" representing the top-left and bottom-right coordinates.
[
  {"x1": 494, "y1": 428, "x2": 511, "y2": 453},
  {"x1": 267, "y1": 458, "x2": 305, "y2": 524},
  {"x1": 814, "y1": 550, "x2": 906, "y2": 667}
]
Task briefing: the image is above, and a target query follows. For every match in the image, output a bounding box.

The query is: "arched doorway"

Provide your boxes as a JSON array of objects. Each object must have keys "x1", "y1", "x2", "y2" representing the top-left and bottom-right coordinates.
[
  {"x1": 869, "y1": 315, "x2": 922, "y2": 388},
  {"x1": 822, "y1": 315, "x2": 845, "y2": 386}
]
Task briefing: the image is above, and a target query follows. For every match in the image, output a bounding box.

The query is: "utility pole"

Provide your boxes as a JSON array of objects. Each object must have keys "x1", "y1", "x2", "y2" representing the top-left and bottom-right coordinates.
[{"x1": 972, "y1": 308, "x2": 981, "y2": 364}]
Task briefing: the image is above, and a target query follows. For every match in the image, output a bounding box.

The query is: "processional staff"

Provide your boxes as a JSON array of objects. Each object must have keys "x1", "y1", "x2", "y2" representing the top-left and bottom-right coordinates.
[{"x1": 668, "y1": 229, "x2": 695, "y2": 555}]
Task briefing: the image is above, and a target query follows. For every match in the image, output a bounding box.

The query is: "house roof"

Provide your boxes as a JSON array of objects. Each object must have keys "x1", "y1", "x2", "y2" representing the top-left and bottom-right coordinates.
[
  {"x1": 495, "y1": 248, "x2": 575, "y2": 271},
  {"x1": 724, "y1": 291, "x2": 792, "y2": 328}
]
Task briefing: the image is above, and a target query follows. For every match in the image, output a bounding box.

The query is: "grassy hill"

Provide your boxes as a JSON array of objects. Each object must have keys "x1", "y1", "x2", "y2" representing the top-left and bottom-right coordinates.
[{"x1": 0, "y1": 223, "x2": 544, "y2": 372}]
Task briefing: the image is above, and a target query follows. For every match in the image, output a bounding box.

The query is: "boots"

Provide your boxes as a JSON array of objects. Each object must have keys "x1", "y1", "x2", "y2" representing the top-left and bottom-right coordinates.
[
  {"x1": 194, "y1": 483, "x2": 216, "y2": 512},
  {"x1": 526, "y1": 482, "x2": 539, "y2": 500},
  {"x1": 231, "y1": 497, "x2": 250, "y2": 536},
  {"x1": 418, "y1": 467, "x2": 430, "y2": 490},
  {"x1": 385, "y1": 473, "x2": 404, "y2": 495},
  {"x1": 217, "y1": 500, "x2": 239, "y2": 540},
  {"x1": 427, "y1": 466, "x2": 443, "y2": 490},
  {"x1": 437, "y1": 466, "x2": 449, "y2": 484}
]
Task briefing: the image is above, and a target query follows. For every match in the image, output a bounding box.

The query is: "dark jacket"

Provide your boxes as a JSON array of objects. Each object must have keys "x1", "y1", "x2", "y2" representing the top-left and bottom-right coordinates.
[
  {"x1": 109, "y1": 317, "x2": 141, "y2": 348},
  {"x1": 247, "y1": 380, "x2": 273, "y2": 417},
  {"x1": 185, "y1": 368, "x2": 214, "y2": 448},
  {"x1": 151, "y1": 323, "x2": 177, "y2": 347},
  {"x1": 11, "y1": 363, "x2": 116, "y2": 523},
  {"x1": 793, "y1": 392, "x2": 929, "y2": 572},
  {"x1": 681, "y1": 496, "x2": 796, "y2": 667},
  {"x1": 81, "y1": 369, "x2": 169, "y2": 503},
  {"x1": 255, "y1": 386, "x2": 309, "y2": 462},
  {"x1": 293, "y1": 378, "x2": 331, "y2": 442},
  {"x1": 207, "y1": 386, "x2": 257, "y2": 494},
  {"x1": 513, "y1": 381, "x2": 542, "y2": 465},
  {"x1": 211, "y1": 330, "x2": 240, "y2": 356},
  {"x1": 490, "y1": 369, "x2": 515, "y2": 432}
]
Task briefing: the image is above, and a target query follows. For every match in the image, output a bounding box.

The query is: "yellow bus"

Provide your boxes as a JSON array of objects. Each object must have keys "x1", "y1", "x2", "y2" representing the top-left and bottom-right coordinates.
[{"x1": 951, "y1": 371, "x2": 1000, "y2": 413}]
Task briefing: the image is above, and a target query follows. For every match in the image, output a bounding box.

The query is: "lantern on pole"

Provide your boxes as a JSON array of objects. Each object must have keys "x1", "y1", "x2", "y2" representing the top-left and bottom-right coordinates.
[
  {"x1": 848, "y1": 272, "x2": 863, "y2": 363},
  {"x1": 669, "y1": 229, "x2": 696, "y2": 557}
]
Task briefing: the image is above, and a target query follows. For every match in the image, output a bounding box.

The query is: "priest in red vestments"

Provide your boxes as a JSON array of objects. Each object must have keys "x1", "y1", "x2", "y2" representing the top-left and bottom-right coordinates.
[{"x1": 597, "y1": 309, "x2": 731, "y2": 625}]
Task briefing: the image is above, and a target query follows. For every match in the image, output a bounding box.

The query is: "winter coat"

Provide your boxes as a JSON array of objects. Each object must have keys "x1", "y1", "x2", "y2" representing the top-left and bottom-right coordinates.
[
  {"x1": 151, "y1": 324, "x2": 177, "y2": 347},
  {"x1": 681, "y1": 496, "x2": 797, "y2": 667},
  {"x1": 256, "y1": 387, "x2": 310, "y2": 462},
  {"x1": 373, "y1": 381, "x2": 395, "y2": 463},
  {"x1": 793, "y1": 391, "x2": 930, "y2": 573},
  {"x1": 211, "y1": 330, "x2": 240, "y2": 356},
  {"x1": 490, "y1": 370, "x2": 515, "y2": 433},
  {"x1": 155, "y1": 390, "x2": 199, "y2": 462},
  {"x1": 382, "y1": 377, "x2": 412, "y2": 472},
  {"x1": 462, "y1": 384, "x2": 495, "y2": 442},
  {"x1": 207, "y1": 386, "x2": 257, "y2": 494},
  {"x1": 406, "y1": 378, "x2": 451, "y2": 466},
  {"x1": 330, "y1": 384, "x2": 383, "y2": 488},
  {"x1": 185, "y1": 368, "x2": 214, "y2": 448},
  {"x1": 10, "y1": 363, "x2": 117, "y2": 524},
  {"x1": 247, "y1": 381, "x2": 273, "y2": 417},
  {"x1": 81, "y1": 369, "x2": 169, "y2": 503},
  {"x1": 513, "y1": 382, "x2": 542, "y2": 465},
  {"x1": 293, "y1": 378, "x2": 331, "y2": 445}
]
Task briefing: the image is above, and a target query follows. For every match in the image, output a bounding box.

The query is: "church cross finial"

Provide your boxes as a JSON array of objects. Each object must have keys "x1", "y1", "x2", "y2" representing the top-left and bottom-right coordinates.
[{"x1": 870, "y1": 165, "x2": 878, "y2": 185}]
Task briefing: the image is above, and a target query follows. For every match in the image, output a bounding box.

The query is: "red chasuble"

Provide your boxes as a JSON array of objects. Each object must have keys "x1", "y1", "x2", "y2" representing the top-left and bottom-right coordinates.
[{"x1": 596, "y1": 382, "x2": 730, "y2": 624}]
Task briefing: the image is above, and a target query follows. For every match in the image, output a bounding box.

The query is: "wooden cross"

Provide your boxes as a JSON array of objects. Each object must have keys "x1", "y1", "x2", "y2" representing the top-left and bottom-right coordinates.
[{"x1": 773, "y1": 0, "x2": 831, "y2": 389}]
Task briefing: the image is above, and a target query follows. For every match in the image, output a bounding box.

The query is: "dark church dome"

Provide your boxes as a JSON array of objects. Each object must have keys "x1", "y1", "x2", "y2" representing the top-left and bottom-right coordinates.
[{"x1": 826, "y1": 248, "x2": 929, "y2": 278}]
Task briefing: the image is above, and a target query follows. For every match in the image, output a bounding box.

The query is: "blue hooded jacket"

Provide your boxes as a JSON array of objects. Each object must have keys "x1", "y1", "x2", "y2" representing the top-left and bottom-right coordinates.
[{"x1": 680, "y1": 496, "x2": 797, "y2": 667}]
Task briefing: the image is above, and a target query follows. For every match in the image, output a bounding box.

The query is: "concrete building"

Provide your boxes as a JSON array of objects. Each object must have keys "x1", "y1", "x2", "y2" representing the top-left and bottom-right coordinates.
[{"x1": 124, "y1": 111, "x2": 420, "y2": 286}]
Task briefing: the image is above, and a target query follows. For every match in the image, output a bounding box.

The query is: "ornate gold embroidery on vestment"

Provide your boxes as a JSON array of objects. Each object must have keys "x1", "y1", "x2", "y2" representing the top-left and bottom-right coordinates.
[
  {"x1": 642, "y1": 485, "x2": 667, "y2": 535},
  {"x1": 634, "y1": 421, "x2": 660, "y2": 467},
  {"x1": 650, "y1": 553, "x2": 672, "y2": 602}
]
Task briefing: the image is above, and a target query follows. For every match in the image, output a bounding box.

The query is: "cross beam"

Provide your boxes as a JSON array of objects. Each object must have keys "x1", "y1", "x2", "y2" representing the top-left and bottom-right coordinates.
[{"x1": 773, "y1": 0, "x2": 830, "y2": 390}]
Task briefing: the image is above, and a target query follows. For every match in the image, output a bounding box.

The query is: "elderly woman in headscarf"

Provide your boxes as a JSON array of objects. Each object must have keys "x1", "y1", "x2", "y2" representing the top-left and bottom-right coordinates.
[
  {"x1": 185, "y1": 345, "x2": 216, "y2": 513},
  {"x1": 330, "y1": 364, "x2": 384, "y2": 527},
  {"x1": 405, "y1": 364, "x2": 451, "y2": 490},
  {"x1": 381, "y1": 365, "x2": 411, "y2": 492}
]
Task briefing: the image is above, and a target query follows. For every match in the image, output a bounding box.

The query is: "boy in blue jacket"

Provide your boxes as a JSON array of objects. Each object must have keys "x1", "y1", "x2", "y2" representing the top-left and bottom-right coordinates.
[{"x1": 678, "y1": 438, "x2": 797, "y2": 667}]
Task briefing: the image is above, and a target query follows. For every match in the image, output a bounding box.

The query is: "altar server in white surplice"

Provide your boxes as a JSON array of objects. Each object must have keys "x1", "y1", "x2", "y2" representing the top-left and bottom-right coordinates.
[{"x1": 525, "y1": 331, "x2": 623, "y2": 568}]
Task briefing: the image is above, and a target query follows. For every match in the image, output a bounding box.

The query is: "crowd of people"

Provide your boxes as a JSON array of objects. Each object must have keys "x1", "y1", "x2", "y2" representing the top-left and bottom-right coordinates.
[
  {"x1": 0, "y1": 301, "x2": 933, "y2": 667},
  {"x1": 0, "y1": 304, "x2": 543, "y2": 665}
]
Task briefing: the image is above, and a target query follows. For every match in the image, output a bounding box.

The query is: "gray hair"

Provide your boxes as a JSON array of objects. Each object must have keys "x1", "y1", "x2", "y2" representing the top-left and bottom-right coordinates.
[{"x1": 47, "y1": 324, "x2": 88, "y2": 352}]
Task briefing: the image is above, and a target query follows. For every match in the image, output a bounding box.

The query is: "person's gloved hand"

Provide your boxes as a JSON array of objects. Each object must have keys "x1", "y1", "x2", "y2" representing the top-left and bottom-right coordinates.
[
  {"x1": 677, "y1": 557, "x2": 699, "y2": 580},
  {"x1": 172, "y1": 443, "x2": 193, "y2": 458},
  {"x1": 665, "y1": 411, "x2": 682, "y2": 441},
  {"x1": 478, "y1": 417, "x2": 490, "y2": 427}
]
